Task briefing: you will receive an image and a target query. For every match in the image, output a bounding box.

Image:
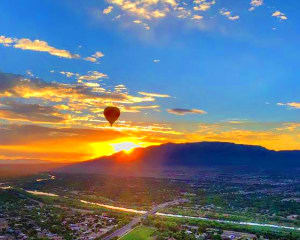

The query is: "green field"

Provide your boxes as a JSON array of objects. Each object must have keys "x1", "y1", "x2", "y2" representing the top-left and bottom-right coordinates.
[{"x1": 120, "y1": 226, "x2": 156, "y2": 240}]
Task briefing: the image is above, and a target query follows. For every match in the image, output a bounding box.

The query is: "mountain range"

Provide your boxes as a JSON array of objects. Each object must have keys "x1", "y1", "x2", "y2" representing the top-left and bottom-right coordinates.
[{"x1": 56, "y1": 142, "x2": 300, "y2": 177}]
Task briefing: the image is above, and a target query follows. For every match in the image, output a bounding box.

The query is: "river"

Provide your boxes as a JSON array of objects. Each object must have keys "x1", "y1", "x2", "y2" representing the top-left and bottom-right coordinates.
[{"x1": 25, "y1": 190, "x2": 300, "y2": 231}]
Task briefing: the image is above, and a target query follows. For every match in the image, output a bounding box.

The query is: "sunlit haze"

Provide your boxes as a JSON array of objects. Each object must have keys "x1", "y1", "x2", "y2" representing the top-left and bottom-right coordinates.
[{"x1": 111, "y1": 142, "x2": 141, "y2": 153}]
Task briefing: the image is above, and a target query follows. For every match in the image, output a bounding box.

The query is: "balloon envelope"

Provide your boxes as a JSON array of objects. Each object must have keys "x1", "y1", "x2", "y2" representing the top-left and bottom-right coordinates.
[{"x1": 104, "y1": 107, "x2": 120, "y2": 126}]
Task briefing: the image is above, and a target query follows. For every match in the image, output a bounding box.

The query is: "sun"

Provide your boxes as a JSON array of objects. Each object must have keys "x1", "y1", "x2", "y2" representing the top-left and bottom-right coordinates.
[{"x1": 111, "y1": 142, "x2": 141, "y2": 153}]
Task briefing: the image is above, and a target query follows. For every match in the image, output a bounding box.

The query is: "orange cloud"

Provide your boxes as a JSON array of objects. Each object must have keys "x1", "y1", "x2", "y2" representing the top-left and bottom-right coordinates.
[
  {"x1": 0, "y1": 35, "x2": 80, "y2": 59},
  {"x1": 0, "y1": 36, "x2": 14, "y2": 46},
  {"x1": 103, "y1": 6, "x2": 114, "y2": 14},
  {"x1": 84, "y1": 51, "x2": 105, "y2": 62}
]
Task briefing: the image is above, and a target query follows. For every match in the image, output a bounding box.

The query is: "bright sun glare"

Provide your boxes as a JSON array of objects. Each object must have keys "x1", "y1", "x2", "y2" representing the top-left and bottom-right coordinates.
[{"x1": 111, "y1": 142, "x2": 140, "y2": 153}]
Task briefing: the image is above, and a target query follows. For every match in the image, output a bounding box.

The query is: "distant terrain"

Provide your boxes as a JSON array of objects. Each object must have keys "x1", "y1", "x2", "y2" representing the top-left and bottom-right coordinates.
[
  {"x1": 0, "y1": 163, "x2": 64, "y2": 179},
  {"x1": 57, "y1": 142, "x2": 300, "y2": 177}
]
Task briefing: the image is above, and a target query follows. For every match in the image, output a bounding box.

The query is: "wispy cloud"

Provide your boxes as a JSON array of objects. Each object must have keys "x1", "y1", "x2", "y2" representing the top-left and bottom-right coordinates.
[
  {"x1": 103, "y1": 6, "x2": 113, "y2": 14},
  {"x1": 193, "y1": 0, "x2": 215, "y2": 11},
  {"x1": 277, "y1": 102, "x2": 300, "y2": 109},
  {"x1": 192, "y1": 15, "x2": 203, "y2": 20},
  {"x1": 220, "y1": 9, "x2": 240, "y2": 21},
  {"x1": 133, "y1": 19, "x2": 150, "y2": 30},
  {"x1": 0, "y1": 100, "x2": 68, "y2": 123},
  {"x1": 272, "y1": 11, "x2": 287, "y2": 20},
  {"x1": 167, "y1": 108, "x2": 207, "y2": 115},
  {"x1": 60, "y1": 71, "x2": 79, "y2": 78},
  {"x1": 0, "y1": 36, "x2": 14, "y2": 46},
  {"x1": 77, "y1": 71, "x2": 108, "y2": 81},
  {"x1": 84, "y1": 51, "x2": 105, "y2": 62},
  {"x1": 0, "y1": 35, "x2": 107, "y2": 61},
  {"x1": 0, "y1": 35, "x2": 79, "y2": 59},
  {"x1": 139, "y1": 92, "x2": 170, "y2": 98},
  {"x1": 249, "y1": 0, "x2": 263, "y2": 11}
]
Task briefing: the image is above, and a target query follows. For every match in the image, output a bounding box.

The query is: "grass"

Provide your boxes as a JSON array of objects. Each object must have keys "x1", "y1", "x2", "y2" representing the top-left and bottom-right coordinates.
[{"x1": 120, "y1": 225, "x2": 156, "y2": 240}]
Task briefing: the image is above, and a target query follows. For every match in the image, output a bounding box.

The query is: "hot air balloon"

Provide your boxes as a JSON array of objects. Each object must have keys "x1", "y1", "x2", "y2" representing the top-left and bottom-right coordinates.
[{"x1": 104, "y1": 106, "x2": 120, "y2": 126}]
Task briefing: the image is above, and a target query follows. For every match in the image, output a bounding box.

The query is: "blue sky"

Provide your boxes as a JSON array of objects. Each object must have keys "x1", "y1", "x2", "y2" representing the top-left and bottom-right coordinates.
[{"x1": 0, "y1": 0, "x2": 300, "y2": 162}]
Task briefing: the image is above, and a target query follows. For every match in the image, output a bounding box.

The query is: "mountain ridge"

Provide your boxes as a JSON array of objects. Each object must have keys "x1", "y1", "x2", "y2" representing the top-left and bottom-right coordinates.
[{"x1": 56, "y1": 142, "x2": 300, "y2": 176}]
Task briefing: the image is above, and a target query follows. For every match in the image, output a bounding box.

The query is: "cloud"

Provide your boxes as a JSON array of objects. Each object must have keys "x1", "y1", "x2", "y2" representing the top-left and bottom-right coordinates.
[
  {"x1": 153, "y1": 59, "x2": 160, "y2": 63},
  {"x1": 60, "y1": 71, "x2": 78, "y2": 78},
  {"x1": 84, "y1": 57, "x2": 98, "y2": 62},
  {"x1": 277, "y1": 102, "x2": 300, "y2": 109},
  {"x1": 103, "y1": 6, "x2": 114, "y2": 14},
  {"x1": 192, "y1": 15, "x2": 203, "y2": 20},
  {"x1": 167, "y1": 108, "x2": 207, "y2": 115},
  {"x1": 0, "y1": 72, "x2": 157, "y2": 104},
  {"x1": 133, "y1": 19, "x2": 142, "y2": 24},
  {"x1": 0, "y1": 35, "x2": 80, "y2": 59},
  {"x1": 0, "y1": 36, "x2": 14, "y2": 47},
  {"x1": 14, "y1": 38, "x2": 80, "y2": 59},
  {"x1": 272, "y1": 11, "x2": 287, "y2": 20},
  {"x1": 0, "y1": 35, "x2": 105, "y2": 62},
  {"x1": 77, "y1": 71, "x2": 108, "y2": 81},
  {"x1": 122, "y1": 105, "x2": 160, "y2": 112},
  {"x1": 0, "y1": 72, "x2": 168, "y2": 126},
  {"x1": 220, "y1": 9, "x2": 239, "y2": 21},
  {"x1": 26, "y1": 70, "x2": 34, "y2": 77},
  {"x1": 138, "y1": 91, "x2": 170, "y2": 98},
  {"x1": 132, "y1": 19, "x2": 150, "y2": 30},
  {"x1": 107, "y1": 0, "x2": 168, "y2": 19},
  {"x1": 0, "y1": 100, "x2": 67, "y2": 123},
  {"x1": 249, "y1": 0, "x2": 263, "y2": 11},
  {"x1": 193, "y1": 0, "x2": 215, "y2": 11},
  {"x1": 84, "y1": 51, "x2": 105, "y2": 62}
]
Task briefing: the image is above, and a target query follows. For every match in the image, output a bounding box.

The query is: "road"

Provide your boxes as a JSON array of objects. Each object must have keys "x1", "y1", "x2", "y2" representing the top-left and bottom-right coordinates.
[{"x1": 102, "y1": 199, "x2": 188, "y2": 240}]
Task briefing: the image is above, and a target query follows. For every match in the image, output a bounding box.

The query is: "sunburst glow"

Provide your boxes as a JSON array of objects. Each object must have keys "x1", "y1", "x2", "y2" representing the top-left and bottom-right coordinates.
[{"x1": 111, "y1": 142, "x2": 141, "y2": 153}]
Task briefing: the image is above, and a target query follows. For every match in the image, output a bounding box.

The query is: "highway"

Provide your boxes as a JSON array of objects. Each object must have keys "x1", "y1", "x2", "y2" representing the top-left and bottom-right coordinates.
[{"x1": 102, "y1": 199, "x2": 187, "y2": 240}]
